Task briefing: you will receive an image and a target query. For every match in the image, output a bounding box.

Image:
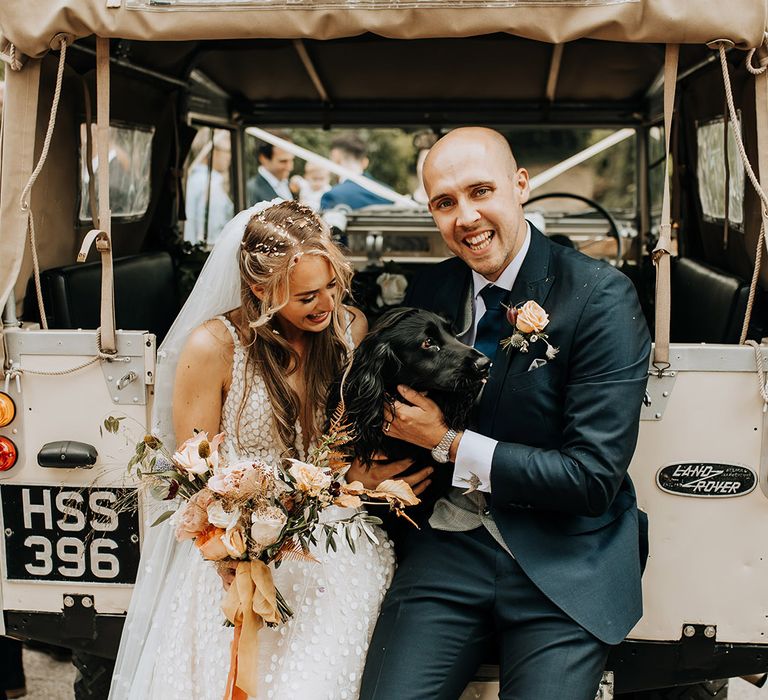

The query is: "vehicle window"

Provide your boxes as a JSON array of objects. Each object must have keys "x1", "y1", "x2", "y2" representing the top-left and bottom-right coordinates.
[
  {"x1": 182, "y1": 127, "x2": 235, "y2": 246},
  {"x1": 514, "y1": 127, "x2": 637, "y2": 262},
  {"x1": 696, "y1": 115, "x2": 745, "y2": 229},
  {"x1": 78, "y1": 123, "x2": 154, "y2": 222},
  {"x1": 243, "y1": 127, "x2": 415, "y2": 211},
  {"x1": 648, "y1": 125, "x2": 665, "y2": 218}
]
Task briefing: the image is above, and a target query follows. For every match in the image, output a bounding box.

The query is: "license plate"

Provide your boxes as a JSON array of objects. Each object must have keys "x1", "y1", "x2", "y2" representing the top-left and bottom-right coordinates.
[{"x1": 1, "y1": 485, "x2": 140, "y2": 585}]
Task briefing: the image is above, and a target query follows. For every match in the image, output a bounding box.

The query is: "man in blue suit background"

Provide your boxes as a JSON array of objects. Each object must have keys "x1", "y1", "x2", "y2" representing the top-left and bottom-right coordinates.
[
  {"x1": 320, "y1": 134, "x2": 391, "y2": 210},
  {"x1": 359, "y1": 127, "x2": 651, "y2": 699}
]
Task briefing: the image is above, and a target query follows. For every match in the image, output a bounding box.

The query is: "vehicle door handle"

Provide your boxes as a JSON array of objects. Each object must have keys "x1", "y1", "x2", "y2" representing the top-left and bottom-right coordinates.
[{"x1": 37, "y1": 441, "x2": 98, "y2": 468}]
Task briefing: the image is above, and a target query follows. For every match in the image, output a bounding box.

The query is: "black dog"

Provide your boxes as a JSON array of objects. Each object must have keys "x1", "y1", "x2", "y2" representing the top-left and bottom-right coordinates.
[{"x1": 335, "y1": 306, "x2": 491, "y2": 470}]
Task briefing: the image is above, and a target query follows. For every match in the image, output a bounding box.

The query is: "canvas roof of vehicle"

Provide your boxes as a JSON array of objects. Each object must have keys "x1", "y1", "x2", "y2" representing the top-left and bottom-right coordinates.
[{"x1": 0, "y1": 0, "x2": 766, "y2": 60}]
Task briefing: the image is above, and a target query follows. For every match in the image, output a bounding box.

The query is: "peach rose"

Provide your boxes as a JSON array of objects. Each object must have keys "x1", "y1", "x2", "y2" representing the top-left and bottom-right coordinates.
[
  {"x1": 207, "y1": 460, "x2": 257, "y2": 494},
  {"x1": 221, "y1": 526, "x2": 247, "y2": 559},
  {"x1": 195, "y1": 525, "x2": 229, "y2": 561},
  {"x1": 516, "y1": 301, "x2": 549, "y2": 334},
  {"x1": 175, "y1": 489, "x2": 215, "y2": 541},
  {"x1": 288, "y1": 459, "x2": 332, "y2": 496}
]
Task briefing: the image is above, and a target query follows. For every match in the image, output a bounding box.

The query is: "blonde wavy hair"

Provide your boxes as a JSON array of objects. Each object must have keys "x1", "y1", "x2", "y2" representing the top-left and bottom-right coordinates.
[{"x1": 233, "y1": 200, "x2": 353, "y2": 456}]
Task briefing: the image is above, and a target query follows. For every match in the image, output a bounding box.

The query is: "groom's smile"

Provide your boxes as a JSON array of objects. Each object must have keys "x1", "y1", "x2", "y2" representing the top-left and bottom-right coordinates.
[{"x1": 463, "y1": 229, "x2": 495, "y2": 252}]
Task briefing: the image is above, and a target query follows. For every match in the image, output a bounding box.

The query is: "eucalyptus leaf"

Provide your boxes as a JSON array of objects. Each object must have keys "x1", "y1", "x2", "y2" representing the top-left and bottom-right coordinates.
[
  {"x1": 150, "y1": 510, "x2": 174, "y2": 527},
  {"x1": 360, "y1": 520, "x2": 380, "y2": 545},
  {"x1": 345, "y1": 526, "x2": 356, "y2": 554}
]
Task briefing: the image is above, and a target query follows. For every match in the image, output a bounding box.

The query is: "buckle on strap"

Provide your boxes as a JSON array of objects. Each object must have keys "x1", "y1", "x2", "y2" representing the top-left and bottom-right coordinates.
[{"x1": 77, "y1": 228, "x2": 111, "y2": 262}]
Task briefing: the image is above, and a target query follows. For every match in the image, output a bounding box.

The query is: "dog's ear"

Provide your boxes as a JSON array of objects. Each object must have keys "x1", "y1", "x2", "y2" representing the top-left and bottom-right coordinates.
[{"x1": 342, "y1": 339, "x2": 400, "y2": 463}]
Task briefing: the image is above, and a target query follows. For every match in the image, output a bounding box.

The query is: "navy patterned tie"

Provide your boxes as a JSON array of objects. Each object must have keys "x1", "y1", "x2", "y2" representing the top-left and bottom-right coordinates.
[{"x1": 474, "y1": 284, "x2": 508, "y2": 362}]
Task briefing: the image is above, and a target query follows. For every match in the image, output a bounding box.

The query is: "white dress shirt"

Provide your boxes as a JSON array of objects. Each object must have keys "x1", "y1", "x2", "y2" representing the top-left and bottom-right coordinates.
[
  {"x1": 452, "y1": 223, "x2": 532, "y2": 494},
  {"x1": 258, "y1": 165, "x2": 293, "y2": 201}
]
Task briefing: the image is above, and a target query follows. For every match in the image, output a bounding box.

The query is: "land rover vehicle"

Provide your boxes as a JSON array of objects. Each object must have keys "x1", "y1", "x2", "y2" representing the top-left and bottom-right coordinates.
[{"x1": 1, "y1": 2, "x2": 768, "y2": 698}]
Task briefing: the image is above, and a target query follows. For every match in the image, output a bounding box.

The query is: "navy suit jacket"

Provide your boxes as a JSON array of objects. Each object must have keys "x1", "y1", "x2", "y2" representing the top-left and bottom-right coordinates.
[
  {"x1": 404, "y1": 225, "x2": 651, "y2": 645},
  {"x1": 320, "y1": 178, "x2": 390, "y2": 210},
  {"x1": 246, "y1": 173, "x2": 283, "y2": 207}
]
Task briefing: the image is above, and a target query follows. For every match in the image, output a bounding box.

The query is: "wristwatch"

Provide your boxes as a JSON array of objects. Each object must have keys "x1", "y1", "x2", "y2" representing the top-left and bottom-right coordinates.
[{"x1": 431, "y1": 428, "x2": 458, "y2": 464}]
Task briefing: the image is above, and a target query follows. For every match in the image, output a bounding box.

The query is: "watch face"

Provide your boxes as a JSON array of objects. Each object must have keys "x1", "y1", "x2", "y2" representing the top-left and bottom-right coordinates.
[{"x1": 431, "y1": 448, "x2": 449, "y2": 464}]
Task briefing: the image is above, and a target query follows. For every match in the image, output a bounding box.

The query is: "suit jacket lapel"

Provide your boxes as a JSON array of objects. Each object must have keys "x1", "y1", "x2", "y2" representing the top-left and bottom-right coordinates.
[{"x1": 474, "y1": 226, "x2": 556, "y2": 423}]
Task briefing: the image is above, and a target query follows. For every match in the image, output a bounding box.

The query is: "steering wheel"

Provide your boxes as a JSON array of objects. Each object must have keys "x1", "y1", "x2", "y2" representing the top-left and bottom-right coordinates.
[{"x1": 524, "y1": 192, "x2": 623, "y2": 267}]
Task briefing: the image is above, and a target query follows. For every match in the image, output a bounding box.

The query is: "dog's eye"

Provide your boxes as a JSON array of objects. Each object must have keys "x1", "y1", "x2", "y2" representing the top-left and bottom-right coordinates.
[{"x1": 421, "y1": 337, "x2": 440, "y2": 351}]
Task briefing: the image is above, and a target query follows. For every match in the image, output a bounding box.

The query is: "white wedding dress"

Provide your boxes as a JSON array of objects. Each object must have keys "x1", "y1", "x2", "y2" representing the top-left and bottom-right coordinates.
[{"x1": 111, "y1": 315, "x2": 395, "y2": 700}]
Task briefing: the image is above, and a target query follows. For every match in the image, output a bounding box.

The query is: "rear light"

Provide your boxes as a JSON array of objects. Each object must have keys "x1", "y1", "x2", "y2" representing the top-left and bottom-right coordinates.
[
  {"x1": 0, "y1": 392, "x2": 16, "y2": 427},
  {"x1": 0, "y1": 436, "x2": 18, "y2": 471}
]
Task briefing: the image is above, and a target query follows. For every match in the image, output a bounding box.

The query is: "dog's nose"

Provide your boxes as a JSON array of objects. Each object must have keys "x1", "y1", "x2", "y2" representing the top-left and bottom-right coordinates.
[{"x1": 473, "y1": 355, "x2": 492, "y2": 376}]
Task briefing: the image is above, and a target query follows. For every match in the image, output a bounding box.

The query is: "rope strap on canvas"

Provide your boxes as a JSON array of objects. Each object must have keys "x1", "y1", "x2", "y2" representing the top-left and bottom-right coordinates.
[
  {"x1": 745, "y1": 339, "x2": 768, "y2": 412},
  {"x1": 18, "y1": 36, "x2": 69, "y2": 330},
  {"x1": 714, "y1": 41, "x2": 768, "y2": 343}
]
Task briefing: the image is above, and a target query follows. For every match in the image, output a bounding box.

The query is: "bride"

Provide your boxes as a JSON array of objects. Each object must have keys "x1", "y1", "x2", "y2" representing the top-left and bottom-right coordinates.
[{"x1": 109, "y1": 199, "x2": 431, "y2": 700}]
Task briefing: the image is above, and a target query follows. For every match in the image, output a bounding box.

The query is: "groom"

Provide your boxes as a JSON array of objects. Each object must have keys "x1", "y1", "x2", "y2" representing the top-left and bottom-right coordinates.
[{"x1": 359, "y1": 127, "x2": 651, "y2": 699}]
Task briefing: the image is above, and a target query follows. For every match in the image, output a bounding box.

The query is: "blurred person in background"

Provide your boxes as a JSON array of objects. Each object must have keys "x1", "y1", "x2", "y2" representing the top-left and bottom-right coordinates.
[
  {"x1": 290, "y1": 161, "x2": 331, "y2": 211},
  {"x1": 411, "y1": 130, "x2": 438, "y2": 205},
  {"x1": 246, "y1": 132, "x2": 295, "y2": 204},
  {"x1": 320, "y1": 134, "x2": 390, "y2": 210},
  {"x1": 184, "y1": 131, "x2": 234, "y2": 245}
]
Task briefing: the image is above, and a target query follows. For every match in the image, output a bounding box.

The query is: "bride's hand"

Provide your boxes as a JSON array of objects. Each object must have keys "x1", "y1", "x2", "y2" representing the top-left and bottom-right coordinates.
[
  {"x1": 346, "y1": 454, "x2": 433, "y2": 496},
  {"x1": 215, "y1": 560, "x2": 238, "y2": 591}
]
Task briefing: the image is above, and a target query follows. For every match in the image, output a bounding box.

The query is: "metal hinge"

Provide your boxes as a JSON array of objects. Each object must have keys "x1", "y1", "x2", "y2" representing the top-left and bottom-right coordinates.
[{"x1": 640, "y1": 369, "x2": 677, "y2": 420}]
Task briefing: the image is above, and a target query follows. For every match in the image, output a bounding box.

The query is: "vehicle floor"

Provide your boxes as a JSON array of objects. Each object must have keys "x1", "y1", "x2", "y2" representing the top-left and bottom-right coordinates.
[{"x1": 16, "y1": 648, "x2": 768, "y2": 699}]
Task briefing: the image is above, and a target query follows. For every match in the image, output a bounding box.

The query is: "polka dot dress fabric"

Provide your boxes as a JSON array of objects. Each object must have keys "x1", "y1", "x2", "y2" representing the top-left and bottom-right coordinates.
[{"x1": 145, "y1": 316, "x2": 395, "y2": 699}]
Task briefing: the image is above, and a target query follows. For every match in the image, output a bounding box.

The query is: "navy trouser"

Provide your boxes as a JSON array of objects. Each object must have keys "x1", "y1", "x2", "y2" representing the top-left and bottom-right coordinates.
[{"x1": 360, "y1": 526, "x2": 609, "y2": 700}]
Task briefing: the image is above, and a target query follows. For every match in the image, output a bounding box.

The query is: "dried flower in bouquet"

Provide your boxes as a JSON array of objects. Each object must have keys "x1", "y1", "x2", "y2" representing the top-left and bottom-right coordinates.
[{"x1": 103, "y1": 405, "x2": 418, "y2": 699}]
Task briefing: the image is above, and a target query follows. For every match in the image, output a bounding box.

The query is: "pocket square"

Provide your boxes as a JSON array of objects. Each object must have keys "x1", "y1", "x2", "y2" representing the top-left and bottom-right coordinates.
[{"x1": 528, "y1": 358, "x2": 547, "y2": 372}]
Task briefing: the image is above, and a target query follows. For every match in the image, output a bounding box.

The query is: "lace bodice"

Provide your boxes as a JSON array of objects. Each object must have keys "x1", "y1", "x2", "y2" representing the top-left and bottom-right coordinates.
[
  {"x1": 216, "y1": 312, "x2": 353, "y2": 463},
  {"x1": 217, "y1": 315, "x2": 288, "y2": 464}
]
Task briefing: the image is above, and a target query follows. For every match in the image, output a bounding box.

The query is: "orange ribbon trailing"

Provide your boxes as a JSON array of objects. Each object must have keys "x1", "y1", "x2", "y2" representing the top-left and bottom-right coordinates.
[{"x1": 221, "y1": 560, "x2": 281, "y2": 700}]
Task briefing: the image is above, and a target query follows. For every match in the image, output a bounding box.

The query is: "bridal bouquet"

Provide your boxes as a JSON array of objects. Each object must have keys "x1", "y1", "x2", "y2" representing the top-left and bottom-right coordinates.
[{"x1": 105, "y1": 407, "x2": 418, "y2": 699}]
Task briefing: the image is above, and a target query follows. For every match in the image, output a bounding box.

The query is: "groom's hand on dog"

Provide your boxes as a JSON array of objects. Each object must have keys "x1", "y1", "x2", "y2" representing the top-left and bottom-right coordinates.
[
  {"x1": 346, "y1": 453, "x2": 433, "y2": 495},
  {"x1": 384, "y1": 385, "x2": 458, "y2": 455}
]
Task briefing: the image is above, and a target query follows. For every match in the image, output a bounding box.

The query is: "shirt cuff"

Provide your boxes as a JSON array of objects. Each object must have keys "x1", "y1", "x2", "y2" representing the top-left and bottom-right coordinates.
[{"x1": 452, "y1": 430, "x2": 497, "y2": 493}]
